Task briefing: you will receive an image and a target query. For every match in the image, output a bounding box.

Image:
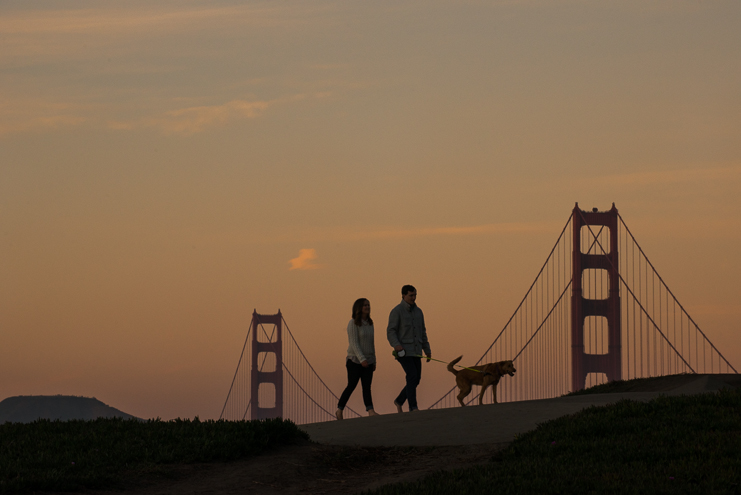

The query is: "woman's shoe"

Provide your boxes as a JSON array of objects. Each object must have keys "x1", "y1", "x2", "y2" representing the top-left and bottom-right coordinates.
[
  {"x1": 367, "y1": 409, "x2": 379, "y2": 417},
  {"x1": 335, "y1": 409, "x2": 343, "y2": 420}
]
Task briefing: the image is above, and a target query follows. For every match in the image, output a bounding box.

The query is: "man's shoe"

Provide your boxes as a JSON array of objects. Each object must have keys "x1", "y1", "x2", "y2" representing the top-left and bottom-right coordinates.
[
  {"x1": 335, "y1": 409, "x2": 343, "y2": 420},
  {"x1": 367, "y1": 409, "x2": 379, "y2": 417},
  {"x1": 393, "y1": 401, "x2": 403, "y2": 413}
]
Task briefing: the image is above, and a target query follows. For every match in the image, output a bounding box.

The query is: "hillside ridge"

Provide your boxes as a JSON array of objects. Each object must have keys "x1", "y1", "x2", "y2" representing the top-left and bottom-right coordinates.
[
  {"x1": 0, "y1": 395, "x2": 139, "y2": 423},
  {"x1": 301, "y1": 373, "x2": 740, "y2": 447}
]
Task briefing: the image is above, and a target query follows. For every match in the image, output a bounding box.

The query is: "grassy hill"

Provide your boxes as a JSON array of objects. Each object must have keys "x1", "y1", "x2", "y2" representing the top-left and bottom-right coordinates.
[
  {"x1": 565, "y1": 373, "x2": 741, "y2": 395},
  {"x1": 0, "y1": 395, "x2": 139, "y2": 423},
  {"x1": 369, "y1": 379, "x2": 741, "y2": 494},
  {"x1": 0, "y1": 417, "x2": 308, "y2": 492}
]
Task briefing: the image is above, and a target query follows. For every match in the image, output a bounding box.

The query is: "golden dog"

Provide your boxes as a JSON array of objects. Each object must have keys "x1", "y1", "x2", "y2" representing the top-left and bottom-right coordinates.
[{"x1": 447, "y1": 356, "x2": 516, "y2": 406}]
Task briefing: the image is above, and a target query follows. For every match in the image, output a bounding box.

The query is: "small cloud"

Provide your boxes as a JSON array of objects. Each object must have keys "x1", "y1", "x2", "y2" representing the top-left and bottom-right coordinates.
[
  {"x1": 145, "y1": 99, "x2": 272, "y2": 135},
  {"x1": 289, "y1": 248, "x2": 321, "y2": 271},
  {"x1": 0, "y1": 98, "x2": 88, "y2": 136},
  {"x1": 1, "y1": 91, "x2": 330, "y2": 136}
]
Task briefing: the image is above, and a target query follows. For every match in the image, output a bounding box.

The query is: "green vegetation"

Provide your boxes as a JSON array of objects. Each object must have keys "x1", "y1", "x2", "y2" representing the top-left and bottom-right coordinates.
[
  {"x1": 563, "y1": 374, "x2": 696, "y2": 396},
  {"x1": 367, "y1": 388, "x2": 741, "y2": 495},
  {"x1": 0, "y1": 417, "x2": 308, "y2": 493}
]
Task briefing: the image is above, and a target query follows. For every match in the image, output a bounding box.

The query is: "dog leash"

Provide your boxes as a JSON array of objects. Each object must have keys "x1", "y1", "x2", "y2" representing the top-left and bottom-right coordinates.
[{"x1": 391, "y1": 350, "x2": 483, "y2": 373}]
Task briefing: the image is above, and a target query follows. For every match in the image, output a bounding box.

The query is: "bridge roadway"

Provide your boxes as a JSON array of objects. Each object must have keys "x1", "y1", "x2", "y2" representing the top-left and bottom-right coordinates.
[{"x1": 300, "y1": 374, "x2": 740, "y2": 447}]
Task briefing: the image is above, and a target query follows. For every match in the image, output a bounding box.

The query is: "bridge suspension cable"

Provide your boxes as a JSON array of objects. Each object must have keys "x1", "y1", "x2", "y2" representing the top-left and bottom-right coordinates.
[
  {"x1": 615, "y1": 213, "x2": 737, "y2": 377},
  {"x1": 430, "y1": 212, "x2": 575, "y2": 408},
  {"x1": 220, "y1": 313, "x2": 360, "y2": 424},
  {"x1": 431, "y1": 205, "x2": 737, "y2": 409},
  {"x1": 280, "y1": 316, "x2": 361, "y2": 423},
  {"x1": 222, "y1": 206, "x2": 736, "y2": 420}
]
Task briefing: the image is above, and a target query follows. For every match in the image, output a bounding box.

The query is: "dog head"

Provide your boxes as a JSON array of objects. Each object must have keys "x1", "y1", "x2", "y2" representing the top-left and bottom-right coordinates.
[{"x1": 499, "y1": 360, "x2": 516, "y2": 377}]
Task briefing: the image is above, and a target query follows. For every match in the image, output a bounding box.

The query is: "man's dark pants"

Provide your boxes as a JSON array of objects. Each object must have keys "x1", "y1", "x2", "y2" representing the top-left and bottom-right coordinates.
[{"x1": 395, "y1": 356, "x2": 422, "y2": 410}]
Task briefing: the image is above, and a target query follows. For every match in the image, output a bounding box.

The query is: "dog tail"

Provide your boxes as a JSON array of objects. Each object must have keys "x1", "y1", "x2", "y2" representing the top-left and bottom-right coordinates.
[{"x1": 447, "y1": 355, "x2": 463, "y2": 376}]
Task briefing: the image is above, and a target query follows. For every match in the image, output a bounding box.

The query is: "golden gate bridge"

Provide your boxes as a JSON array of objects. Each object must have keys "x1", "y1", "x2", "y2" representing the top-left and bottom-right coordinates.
[{"x1": 220, "y1": 204, "x2": 737, "y2": 424}]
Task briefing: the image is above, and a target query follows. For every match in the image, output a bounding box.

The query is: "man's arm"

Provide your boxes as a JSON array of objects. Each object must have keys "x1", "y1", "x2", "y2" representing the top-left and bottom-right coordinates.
[
  {"x1": 386, "y1": 306, "x2": 403, "y2": 351},
  {"x1": 418, "y1": 309, "x2": 431, "y2": 359}
]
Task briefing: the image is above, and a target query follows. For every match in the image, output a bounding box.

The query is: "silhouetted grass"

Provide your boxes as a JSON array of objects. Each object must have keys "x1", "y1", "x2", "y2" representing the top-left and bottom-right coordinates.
[
  {"x1": 563, "y1": 374, "x2": 696, "y2": 396},
  {"x1": 367, "y1": 388, "x2": 741, "y2": 495},
  {"x1": 0, "y1": 417, "x2": 308, "y2": 493}
]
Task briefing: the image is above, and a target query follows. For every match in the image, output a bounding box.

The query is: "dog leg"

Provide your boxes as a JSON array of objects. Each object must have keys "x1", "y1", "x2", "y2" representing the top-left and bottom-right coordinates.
[
  {"x1": 478, "y1": 382, "x2": 489, "y2": 405},
  {"x1": 457, "y1": 383, "x2": 472, "y2": 407}
]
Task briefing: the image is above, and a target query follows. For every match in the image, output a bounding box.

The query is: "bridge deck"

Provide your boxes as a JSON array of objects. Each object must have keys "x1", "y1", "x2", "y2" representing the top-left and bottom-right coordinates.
[{"x1": 300, "y1": 374, "x2": 739, "y2": 447}]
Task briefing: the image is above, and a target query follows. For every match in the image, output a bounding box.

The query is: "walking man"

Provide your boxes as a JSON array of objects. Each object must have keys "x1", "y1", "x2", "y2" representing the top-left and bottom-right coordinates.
[{"x1": 387, "y1": 285, "x2": 431, "y2": 412}]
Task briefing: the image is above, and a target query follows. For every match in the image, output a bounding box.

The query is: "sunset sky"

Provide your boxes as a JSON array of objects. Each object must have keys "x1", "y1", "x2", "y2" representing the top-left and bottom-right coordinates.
[{"x1": 2, "y1": 0, "x2": 739, "y2": 420}]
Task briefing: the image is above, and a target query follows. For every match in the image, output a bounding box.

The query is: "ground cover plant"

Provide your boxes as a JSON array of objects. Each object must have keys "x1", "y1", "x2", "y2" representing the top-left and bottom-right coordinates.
[
  {"x1": 564, "y1": 374, "x2": 696, "y2": 396},
  {"x1": 0, "y1": 416, "x2": 308, "y2": 493},
  {"x1": 367, "y1": 388, "x2": 741, "y2": 495}
]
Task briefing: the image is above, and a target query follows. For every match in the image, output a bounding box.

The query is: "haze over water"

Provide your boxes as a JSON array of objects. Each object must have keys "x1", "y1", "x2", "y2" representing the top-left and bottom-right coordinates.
[{"x1": 2, "y1": 0, "x2": 740, "y2": 420}]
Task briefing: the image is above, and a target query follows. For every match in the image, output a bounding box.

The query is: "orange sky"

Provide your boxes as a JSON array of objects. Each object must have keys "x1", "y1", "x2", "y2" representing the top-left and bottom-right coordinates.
[{"x1": 1, "y1": 0, "x2": 740, "y2": 420}]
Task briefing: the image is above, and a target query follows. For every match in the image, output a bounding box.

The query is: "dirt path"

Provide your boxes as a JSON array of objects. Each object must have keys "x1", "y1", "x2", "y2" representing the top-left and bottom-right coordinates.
[
  {"x1": 80, "y1": 440, "x2": 507, "y2": 495},
  {"x1": 74, "y1": 374, "x2": 737, "y2": 494}
]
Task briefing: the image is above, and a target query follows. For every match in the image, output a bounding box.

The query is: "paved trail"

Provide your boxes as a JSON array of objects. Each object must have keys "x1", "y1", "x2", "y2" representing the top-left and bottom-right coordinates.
[{"x1": 300, "y1": 374, "x2": 739, "y2": 446}]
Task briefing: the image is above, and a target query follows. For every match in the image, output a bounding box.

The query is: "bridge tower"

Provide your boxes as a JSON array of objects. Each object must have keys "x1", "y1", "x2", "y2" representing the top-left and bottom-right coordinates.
[
  {"x1": 250, "y1": 310, "x2": 283, "y2": 420},
  {"x1": 571, "y1": 203, "x2": 622, "y2": 391}
]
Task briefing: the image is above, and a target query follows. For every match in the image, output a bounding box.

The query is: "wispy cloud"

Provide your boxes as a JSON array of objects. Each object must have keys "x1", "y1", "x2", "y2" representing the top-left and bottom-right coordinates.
[
  {"x1": 0, "y1": 3, "x2": 335, "y2": 69},
  {"x1": 0, "y1": 5, "x2": 310, "y2": 37},
  {"x1": 232, "y1": 221, "x2": 558, "y2": 246},
  {"x1": 141, "y1": 99, "x2": 273, "y2": 135},
  {"x1": 131, "y1": 94, "x2": 316, "y2": 135},
  {"x1": 341, "y1": 222, "x2": 550, "y2": 242},
  {"x1": 0, "y1": 94, "x2": 322, "y2": 136},
  {"x1": 289, "y1": 249, "x2": 321, "y2": 270},
  {"x1": 577, "y1": 165, "x2": 741, "y2": 189},
  {"x1": 0, "y1": 98, "x2": 89, "y2": 135}
]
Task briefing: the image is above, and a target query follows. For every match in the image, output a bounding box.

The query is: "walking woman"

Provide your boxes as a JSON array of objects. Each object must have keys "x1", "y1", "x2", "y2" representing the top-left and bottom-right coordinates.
[{"x1": 336, "y1": 298, "x2": 378, "y2": 419}]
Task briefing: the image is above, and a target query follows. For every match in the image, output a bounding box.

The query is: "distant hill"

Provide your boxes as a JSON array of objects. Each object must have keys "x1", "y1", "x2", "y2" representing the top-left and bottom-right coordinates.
[{"x1": 0, "y1": 395, "x2": 140, "y2": 423}]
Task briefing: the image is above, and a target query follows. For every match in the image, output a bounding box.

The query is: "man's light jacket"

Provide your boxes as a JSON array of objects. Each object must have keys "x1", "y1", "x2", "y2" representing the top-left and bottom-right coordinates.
[{"x1": 386, "y1": 299, "x2": 431, "y2": 357}]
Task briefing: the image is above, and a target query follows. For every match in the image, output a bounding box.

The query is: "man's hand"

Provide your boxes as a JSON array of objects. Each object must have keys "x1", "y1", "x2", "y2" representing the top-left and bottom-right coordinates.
[
  {"x1": 425, "y1": 353, "x2": 431, "y2": 363},
  {"x1": 361, "y1": 360, "x2": 369, "y2": 367},
  {"x1": 394, "y1": 345, "x2": 403, "y2": 351}
]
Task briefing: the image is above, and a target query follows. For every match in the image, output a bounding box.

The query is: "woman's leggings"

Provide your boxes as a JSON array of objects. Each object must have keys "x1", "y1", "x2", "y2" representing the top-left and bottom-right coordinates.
[{"x1": 337, "y1": 359, "x2": 375, "y2": 411}]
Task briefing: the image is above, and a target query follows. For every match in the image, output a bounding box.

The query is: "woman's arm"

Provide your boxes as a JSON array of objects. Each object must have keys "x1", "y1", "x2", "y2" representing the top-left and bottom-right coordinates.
[{"x1": 347, "y1": 320, "x2": 367, "y2": 365}]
